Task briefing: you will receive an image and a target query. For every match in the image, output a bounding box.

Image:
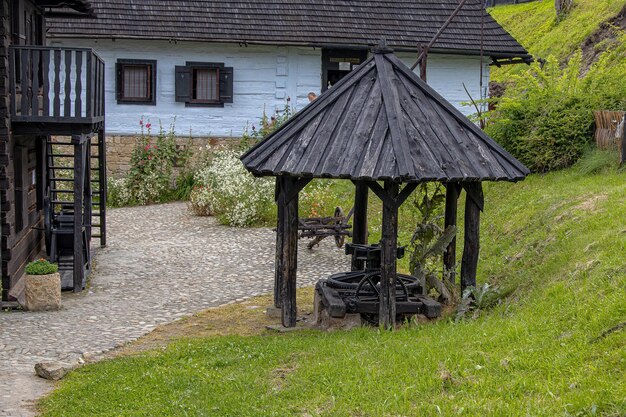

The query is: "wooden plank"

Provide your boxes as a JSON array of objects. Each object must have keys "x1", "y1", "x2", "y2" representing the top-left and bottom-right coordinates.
[
  {"x1": 53, "y1": 50, "x2": 61, "y2": 117},
  {"x1": 356, "y1": 108, "x2": 388, "y2": 179},
  {"x1": 97, "y1": 128, "x2": 107, "y2": 247},
  {"x1": 64, "y1": 50, "x2": 72, "y2": 117},
  {"x1": 274, "y1": 179, "x2": 284, "y2": 308},
  {"x1": 380, "y1": 180, "x2": 399, "y2": 329},
  {"x1": 85, "y1": 53, "x2": 92, "y2": 117},
  {"x1": 444, "y1": 183, "x2": 459, "y2": 283},
  {"x1": 42, "y1": 49, "x2": 50, "y2": 117},
  {"x1": 20, "y1": 49, "x2": 30, "y2": 116},
  {"x1": 319, "y1": 74, "x2": 377, "y2": 176},
  {"x1": 388, "y1": 54, "x2": 529, "y2": 177},
  {"x1": 74, "y1": 50, "x2": 83, "y2": 118},
  {"x1": 73, "y1": 137, "x2": 85, "y2": 292},
  {"x1": 338, "y1": 78, "x2": 383, "y2": 174},
  {"x1": 280, "y1": 177, "x2": 299, "y2": 327},
  {"x1": 396, "y1": 75, "x2": 474, "y2": 180},
  {"x1": 9, "y1": 48, "x2": 16, "y2": 118},
  {"x1": 396, "y1": 83, "x2": 460, "y2": 180},
  {"x1": 31, "y1": 50, "x2": 40, "y2": 116},
  {"x1": 460, "y1": 182, "x2": 482, "y2": 290},
  {"x1": 351, "y1": 181, "x2": 368, "y2": 271},
  {"x1": 241, "y1": 60, "x2": 377, "y2": 170},
  {"x1": 374, "y1": 53, "x2": 411, "y2": 178}
]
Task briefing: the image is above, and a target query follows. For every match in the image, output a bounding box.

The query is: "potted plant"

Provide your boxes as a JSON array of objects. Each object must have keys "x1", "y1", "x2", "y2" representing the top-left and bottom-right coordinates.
[{"x1": 23, "y1": 258, "x2": 61, "y2": 311}]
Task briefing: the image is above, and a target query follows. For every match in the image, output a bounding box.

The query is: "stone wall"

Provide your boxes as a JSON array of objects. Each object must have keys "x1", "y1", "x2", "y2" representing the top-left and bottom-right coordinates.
[{"x1": 105, "y1": 135, "x2": 238, "y2": 176}]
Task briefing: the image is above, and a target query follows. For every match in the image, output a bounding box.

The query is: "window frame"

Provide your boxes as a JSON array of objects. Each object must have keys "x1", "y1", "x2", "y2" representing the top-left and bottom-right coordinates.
[
  {"x1": 115, "y1": 59, "x2": 157, "y2": 105},
  {"x1": 190, "y1": 65, "x2": 220, "y2": 105},
  {"x1": 175, "y1": 61, "x2": 233, "y2": 108}
]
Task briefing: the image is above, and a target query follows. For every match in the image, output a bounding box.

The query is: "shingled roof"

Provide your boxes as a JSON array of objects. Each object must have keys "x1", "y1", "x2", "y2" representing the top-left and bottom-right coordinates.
[
  {"x1": 241, "y1": 46, "x2": 529, "y2": 183},
  {"x1": 47, "y1": 0, "x2": 529, "y2": 59}
]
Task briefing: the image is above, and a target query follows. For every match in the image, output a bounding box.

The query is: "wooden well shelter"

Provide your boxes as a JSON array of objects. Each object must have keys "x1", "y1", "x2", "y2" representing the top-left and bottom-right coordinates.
[{"x1": 241, "y1": 45, "x2": 529, "y2": 329}]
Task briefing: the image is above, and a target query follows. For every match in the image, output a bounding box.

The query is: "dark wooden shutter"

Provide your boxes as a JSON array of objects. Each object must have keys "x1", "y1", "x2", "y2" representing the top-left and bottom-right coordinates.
[
  {"x1": 219, "y1": 67, "x2": 233, "y2": 103},
  {"x1": 13, "y1": 146, "x2": 27, "y2": 233},
  {"x1": 115, "y1": 62, "x2": 122, "y2": 101},
  {"x1": 175, "y1": 65, "x2": 191, "y2": 103}
]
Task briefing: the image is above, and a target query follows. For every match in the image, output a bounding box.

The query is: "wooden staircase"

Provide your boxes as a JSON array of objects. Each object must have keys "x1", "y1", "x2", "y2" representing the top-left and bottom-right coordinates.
[{"x1": 45, "y1": 131, "x2": 106, "y2": 290}]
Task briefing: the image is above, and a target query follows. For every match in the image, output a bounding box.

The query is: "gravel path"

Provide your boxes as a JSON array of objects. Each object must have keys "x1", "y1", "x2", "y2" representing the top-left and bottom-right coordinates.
[{"x1": 0, "y1": 202, "x2": 349, "y2": 416}]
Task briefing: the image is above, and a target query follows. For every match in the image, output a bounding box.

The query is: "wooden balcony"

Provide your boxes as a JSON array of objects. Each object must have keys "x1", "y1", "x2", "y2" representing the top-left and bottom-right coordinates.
[{"x1": 9, "y1": 46, "x2": 105, "y2": 133}]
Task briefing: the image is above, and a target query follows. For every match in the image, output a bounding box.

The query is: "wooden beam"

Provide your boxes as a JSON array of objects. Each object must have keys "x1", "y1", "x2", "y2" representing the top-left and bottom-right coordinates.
[
  {"x1": 351, "y1": 181, "x2": 369, "y2": 271},
  {"x1": 461, "y1": 182, "x2": 482, "y2": 291},
  {"x1": 444, "y1": 183, "x2": 459, "y2": 283},
  {"x1": 274, "y1": 178, "x2": 284, "y2": 308},
  {"x1": 276, "y1": 177, "x2": 300, "y2": 327},
  {"x1": 72, "y1": 136, "x2": 86, "y2": 292},
  {"x1": 380, "y1": 180, "x2": 399, "y2": 329}
]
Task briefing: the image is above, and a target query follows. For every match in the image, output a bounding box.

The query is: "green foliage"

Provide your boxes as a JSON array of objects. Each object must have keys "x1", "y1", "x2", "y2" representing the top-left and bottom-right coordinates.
[
  {"x1": 25, "y1": 258, "x2": 58, "y2": 275},
  {"x1": 487, "y1": 49, "x2": 626, "y2": 172},
  {"x1": 489, "y1": 0, "x2": 626, "y2": 81},
  {"x1": 238, "y1": 98, "x2": 295, "y2": 152},
  {"x1": 574, "y1": 147, "x2": 620, "y2": 175},
  {"x1": 107, "y1": 119, "x2": 192, "y2": 207}
]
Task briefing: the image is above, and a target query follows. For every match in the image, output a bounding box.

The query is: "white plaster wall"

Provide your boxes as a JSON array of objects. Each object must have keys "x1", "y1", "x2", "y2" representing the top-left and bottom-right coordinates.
[
  {"x1": 397, "y1": 52, "x2": 490, "y2": 116},
  {"x1": 49, "y1": 39, "x2": 321, "y2": 136},
  {"x1": 49, "y1": 38, "x2": 488, "y2": 136}
]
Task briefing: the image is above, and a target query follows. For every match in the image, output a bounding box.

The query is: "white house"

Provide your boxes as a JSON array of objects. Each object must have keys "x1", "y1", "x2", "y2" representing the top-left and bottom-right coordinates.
[{"x1": 47, "y1": 0, "x2": 530, "y2": 138}]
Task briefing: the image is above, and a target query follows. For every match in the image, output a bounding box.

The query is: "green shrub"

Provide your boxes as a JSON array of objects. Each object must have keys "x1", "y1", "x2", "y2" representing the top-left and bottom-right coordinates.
[
  {"x1": 108, "y1": 119, "x2": 192, "y2": 207},
  {"x1": 25, "y1": 258, "x2": 58, "y2": 275},
  {"x1": 189, "y1": 149, "x2": 274, "y2": 226},
  {"x1": 487, "y1": 37, "x2": 626, "y2": 173}
]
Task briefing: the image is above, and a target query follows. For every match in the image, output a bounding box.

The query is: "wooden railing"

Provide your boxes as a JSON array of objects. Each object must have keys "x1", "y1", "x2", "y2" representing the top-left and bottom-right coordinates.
[{"x1": 9, "y1": 46, "x2": 105, "y2": 124}]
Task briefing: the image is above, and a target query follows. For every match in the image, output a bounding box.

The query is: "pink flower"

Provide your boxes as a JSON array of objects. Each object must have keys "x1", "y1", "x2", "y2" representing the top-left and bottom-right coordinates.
[
  {"x1": 145, "y1": 123, "x2": 152, "y2": 129},
  {"x1": 139, "y1": 120, "x2": 143, "y2": 126}
]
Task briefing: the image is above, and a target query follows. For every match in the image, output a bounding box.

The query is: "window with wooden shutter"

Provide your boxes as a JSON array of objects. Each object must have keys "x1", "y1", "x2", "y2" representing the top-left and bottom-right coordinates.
[
  {"x1": 116, "y1": 59, "x2": 157, "y2": 105},
  {"x1": 175, "y1": 62, "x2": 233, "y2": 107}
]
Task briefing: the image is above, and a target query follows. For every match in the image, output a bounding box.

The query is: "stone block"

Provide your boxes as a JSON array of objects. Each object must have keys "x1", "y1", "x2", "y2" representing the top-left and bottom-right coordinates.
[
  {"x1": 35, "y1": 362, "x2": 75, "y2": 380},
  {"x1": 23, "y1": 273, "x2": 61, "y2": 311}
]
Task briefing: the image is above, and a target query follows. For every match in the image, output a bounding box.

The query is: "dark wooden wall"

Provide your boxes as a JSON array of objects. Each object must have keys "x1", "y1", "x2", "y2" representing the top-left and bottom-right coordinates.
[{"x1": 0, "y1": 0, "x2": 46, "y2": 300}]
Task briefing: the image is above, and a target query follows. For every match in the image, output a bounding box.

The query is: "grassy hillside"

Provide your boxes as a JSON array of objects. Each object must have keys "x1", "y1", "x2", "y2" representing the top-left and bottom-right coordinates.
[
  {"x1": 40, "y1": 166, "x2": 626, "y2": 416},
  {"x1": 489, "y1": 0, "x2": 626, "y2": 81}
]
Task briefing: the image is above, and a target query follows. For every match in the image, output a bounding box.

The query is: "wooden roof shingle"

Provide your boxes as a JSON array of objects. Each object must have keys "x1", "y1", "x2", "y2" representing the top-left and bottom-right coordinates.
[
  {"x1": 47, "y1": 0, "x2": 529, "y2": 59},
  {"x1": 241, "y1": 47, "x2": 530, "y2": 183}
]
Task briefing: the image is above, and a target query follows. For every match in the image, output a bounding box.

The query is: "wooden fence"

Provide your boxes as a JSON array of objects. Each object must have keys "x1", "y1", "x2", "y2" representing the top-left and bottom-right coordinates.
[{"x1": 594, "y1": 111, "x2": 625, "y2": 150}]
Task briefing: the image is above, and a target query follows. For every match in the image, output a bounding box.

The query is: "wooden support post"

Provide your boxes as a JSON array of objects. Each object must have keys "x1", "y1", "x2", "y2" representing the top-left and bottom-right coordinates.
[
  {"x1": 418, "y1": 45, "x2": 429, "y2": 82},
  {"x1": 98, "y1": 128, "x2": 107, "y2": 247},
  {"x1": 351, "y1": 181, "x2": 369, "y2": 271},
  {"x1": 444, "y1": 183, "x2": 459, "y2": 283},
  {"x1": 274, "y1": 178, "x2": 284, "y2": 308},
  {"x1": 72, "y1": 135, "x2": 86, "y2": 293},
  {"x1": 274, "y1": 177, "x2": 310, "y2": 327},
  {"x1": 280, "y1": 177, "x2": 300, "y2": 327},
  {"x1": 380, "y1": 180, "x2": 399, "y2": 329},
  {"x1": 461, "y1": 182, "x2": 483, "y2": 291}
]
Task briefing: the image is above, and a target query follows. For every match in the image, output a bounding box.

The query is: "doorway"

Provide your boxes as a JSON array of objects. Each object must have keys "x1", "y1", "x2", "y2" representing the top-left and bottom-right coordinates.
[{"x1": 321, "y1": 49, "x2": 369, "y2": 92}]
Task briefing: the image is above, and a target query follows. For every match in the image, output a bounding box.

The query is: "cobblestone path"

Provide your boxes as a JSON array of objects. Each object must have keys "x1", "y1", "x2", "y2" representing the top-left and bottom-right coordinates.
[{"x1": 0, "y1": 202, "x2": 349, "y2": 416}]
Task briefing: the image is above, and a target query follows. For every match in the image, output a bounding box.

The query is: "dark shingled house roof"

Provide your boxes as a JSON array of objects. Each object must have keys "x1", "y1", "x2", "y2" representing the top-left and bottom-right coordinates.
[
  {"x1": 241, "y1": 47, "x2": 529, "y2": 183},
  {"x1": 47, "y1": 0, "x2": 529, "y2": 60},
  {"x1": 37, "y1": 0, "x2": 94, "y2": 15}
]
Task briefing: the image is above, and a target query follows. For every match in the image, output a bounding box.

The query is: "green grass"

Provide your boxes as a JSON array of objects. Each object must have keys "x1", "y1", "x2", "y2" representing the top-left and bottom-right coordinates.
[
  {"x1": 489, "y1": 0, "x2": 626, "y2": 81},
  {"x1": 40, "y1": 167, "x2": 626, "y2": 416}
]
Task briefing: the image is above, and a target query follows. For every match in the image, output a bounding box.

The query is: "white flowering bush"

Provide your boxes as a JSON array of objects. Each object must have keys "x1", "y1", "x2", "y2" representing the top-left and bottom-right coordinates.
[{"x1": 189, "y1": 149, "x2": 274, "y2": 227}]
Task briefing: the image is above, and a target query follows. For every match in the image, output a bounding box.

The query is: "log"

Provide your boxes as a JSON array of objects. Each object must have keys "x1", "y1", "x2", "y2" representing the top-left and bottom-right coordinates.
[
  {"x1": 279, "y1": 177, "x2": 300, "y2": 327},
  {"x1": 351, "y1": 181, "x2": 369, "y2": 270},
  {"x1": 274, "y1": 178, "x2": 283, "y2": 308},
  {"x1": 379, "y1": 180, "x2": 399, "y2": 329},
  {"x1": 444, "y1": 183, "x2": 459, "y2": 283},
  {"x1": 461, "y1": 182, "x2": 482, "y2": 290}
]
